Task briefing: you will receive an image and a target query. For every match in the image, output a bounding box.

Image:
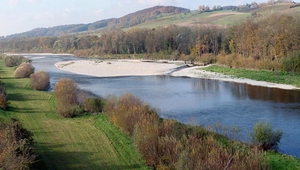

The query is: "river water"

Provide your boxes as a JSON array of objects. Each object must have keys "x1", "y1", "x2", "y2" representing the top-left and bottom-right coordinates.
[{"x1": 26, "y1": 54, "x2": 300, "y2": 158}]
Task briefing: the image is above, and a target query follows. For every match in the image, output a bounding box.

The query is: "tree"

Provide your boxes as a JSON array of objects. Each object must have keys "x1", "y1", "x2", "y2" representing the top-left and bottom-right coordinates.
[
  {"x1": 250, "y1": 121, "x2": 283, "y2": 150},
  {"x1": 30, "y1": 70, "x2": 50, "y2": 91},
  {"x1": 54, "y1": 78, "x2": 79, "y2": 118}
]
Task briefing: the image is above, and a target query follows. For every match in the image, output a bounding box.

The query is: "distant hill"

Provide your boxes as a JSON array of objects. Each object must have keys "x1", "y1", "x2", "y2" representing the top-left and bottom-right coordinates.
[
  {"x1": 4, "y1": 2, "x2": 298, "y2": 39},
  {"x1": 5, "y1": 6, "x2": 190, "y2": 38}
]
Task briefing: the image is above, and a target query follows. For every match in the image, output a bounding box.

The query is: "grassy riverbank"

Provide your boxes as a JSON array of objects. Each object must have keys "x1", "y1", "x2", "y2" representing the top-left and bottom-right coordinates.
[
  {"x1": 0, "y1": 60, "x2": 148, "y2": 170},
  {"x1": 202, "y1": 65, "x2": 300, "y2": 88},
  {"x1": 1, "y1": 59, "x2": 300, "y2": 169}
]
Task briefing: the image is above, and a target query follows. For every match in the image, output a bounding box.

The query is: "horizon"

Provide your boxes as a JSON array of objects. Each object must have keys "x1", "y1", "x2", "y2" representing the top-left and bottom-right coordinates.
[{"x1": 0, "y1": 0, "x2": 288, "y2": 36}]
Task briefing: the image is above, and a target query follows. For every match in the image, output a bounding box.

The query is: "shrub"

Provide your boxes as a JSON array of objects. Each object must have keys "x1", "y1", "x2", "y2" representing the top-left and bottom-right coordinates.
[
  {"x1": 250, "y1": 121, "x2": 283, "y2": 151},
  {"x1": 104, "y1": 93, "x2": 159, "y2": 135},
  {"x1": 195, "y1": 53, "x2": 217, "y2": 65},
  {"x1": 0, "y1": 118, "x2": 36, "y2": 169},
  {"x1": 104, "y1": 93, "x2": 268, "y2": 169},
  {"x1": 82, "y1": 97, "x2": 103, "y2": 114},
  {"x1": 4, "y1": 55, "x2": 29, "y2": 67},
  {"x1": 0, "y1": 84, "x2": 9, "y2": 110},
  {"x1": 14, "y1": 63, "x2": 35, "y2": 78},
  {"x1": 282, "y1": 51, "x2": 300, "y2": 73},
  {"x1": 30, "y1": 70, "x2": 50, "y2": 91},
  {"x1": 54, "y1": 78, "x2": 79, "y2": 118}
]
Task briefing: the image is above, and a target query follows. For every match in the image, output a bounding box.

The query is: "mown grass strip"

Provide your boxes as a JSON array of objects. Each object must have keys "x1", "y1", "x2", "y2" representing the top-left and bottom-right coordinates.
[
  {"x1": 0, "y1": 60, "x2": 148, "y2": 170},
  {"x1": 202, "y1": 65, "x2": 300, "y2": 87}
]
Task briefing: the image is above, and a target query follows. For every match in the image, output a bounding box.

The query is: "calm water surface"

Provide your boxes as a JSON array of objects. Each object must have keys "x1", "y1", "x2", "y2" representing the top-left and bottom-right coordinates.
[{"x1": 26, "y1": 55, "x2": 300, "y2": 157}]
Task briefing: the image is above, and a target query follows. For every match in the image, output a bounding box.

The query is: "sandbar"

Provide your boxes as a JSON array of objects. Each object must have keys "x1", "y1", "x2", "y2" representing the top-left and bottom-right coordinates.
[{"x1": 55, "y1": 59, "x2": 299, "y2": 90}]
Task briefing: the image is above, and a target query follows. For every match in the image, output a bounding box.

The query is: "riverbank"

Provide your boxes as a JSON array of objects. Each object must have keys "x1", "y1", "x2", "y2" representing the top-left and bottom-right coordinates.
[
  {"x1": 55, "y1": 59, "x2": 299, "y2": 90},
  {"x1": 0, "y1": 59, "x2": 148, "y2": 169},
  {"x1": 5, "y1": 53, "x2": 73, "y2": 56}
]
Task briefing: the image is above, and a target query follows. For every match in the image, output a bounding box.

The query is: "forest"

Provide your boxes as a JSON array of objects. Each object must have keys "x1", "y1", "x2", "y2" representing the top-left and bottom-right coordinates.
[{"x1": 1, "y1": 5, "x2": 300, "y2": 73}]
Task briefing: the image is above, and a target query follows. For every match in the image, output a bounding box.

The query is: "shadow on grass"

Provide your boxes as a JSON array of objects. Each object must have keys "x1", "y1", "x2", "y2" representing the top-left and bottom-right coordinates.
[
  {"x1": 8, "y1": 93, "x2": 49, "y2": 102},
  {"x1": 7, "y1": 93, "x2": 28, "y2": 101},
  {"x1": 33, "y1": 143, "x2": 145, "y2": 170},
  {"x1": 7, "y1": 106, "x2": 42, "y2": 114}
]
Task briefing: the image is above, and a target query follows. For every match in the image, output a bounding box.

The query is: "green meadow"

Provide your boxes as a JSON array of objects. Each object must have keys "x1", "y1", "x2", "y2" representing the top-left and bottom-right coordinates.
[
  {"x1": 0, "y1": 60, "x2": 148, "y2": 170},
  {"x1": 202, "y1": 65, "x2": 300, "y2": 87}
]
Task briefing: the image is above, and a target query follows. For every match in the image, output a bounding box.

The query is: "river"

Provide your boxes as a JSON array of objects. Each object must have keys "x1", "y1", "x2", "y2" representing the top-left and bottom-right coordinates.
[{"x1": 26, "y1": 54, "x2": 300, "y2": 158}]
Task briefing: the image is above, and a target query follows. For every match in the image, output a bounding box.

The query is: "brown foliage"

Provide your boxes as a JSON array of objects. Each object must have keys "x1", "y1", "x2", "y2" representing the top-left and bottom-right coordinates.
[
  {"x1": 54, "y1": 78, "x2": 79, "y2": 118},
  {"x1": 14, "y1": 63, "x2": 35, "y2": 78},
  {"x1": 4, "y1": 55, "x2": 28, "y2": 67},
  {"x1": 104, "y1": 93, "x2": 159, "y2": 135},
  {"x1": 82, "y1": 97, "x2": 103, "y2": 114},
  {"x1": 30, "y1": 70, "x2": 50, "y2": 91},
  {"x1": 0, "y1": 118, "x2": 36, "y2": 169},
  {"x1": 0, "y1": 85, "x2": 9, "y2": 110},
  {"x1": 217, "y1": 54, "x2": 281, "y2": 71},
  {"x1": 104, "y1": 93, "x2": 269, "y2": 169}
]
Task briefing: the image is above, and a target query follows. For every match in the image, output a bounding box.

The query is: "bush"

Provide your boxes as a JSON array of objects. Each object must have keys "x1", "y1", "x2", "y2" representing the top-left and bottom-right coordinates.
[
  {"x1": 0, "y1": 84, "x2": 9, "y2": 110},
  {"x1": 4, "y1": 55, "x2": 29, "y2": 67},
  {"x1": 30, "y1": 70, "x2": 50, "y2": 91},
  {"x1": 82, "y1": 97, "x2": 103, "y2": 114},
  {"x1": 104, "y1": 93, "x2": 159, "y2": 135},
  {"x1": 104, "y1": 93, "x2": 268, "y2": 169},
  {"x1": 0, "y1": 118, "x2": 36, "y2": 169},
  {"x1": 250, "y1": 121, "x2": 283, "y2": 151},
  {"x1": 195, "y1": 53, "x2": 217, "y2": 65},
  {"x1": 282, "y1": 51, "x2": 300, "y2": 73},
  {"x1": 54, "y1": 78, "x2": 79, "y2": 118},
  {"x1": 14, "y1": 63, "x2": 35, "y2": 78}
]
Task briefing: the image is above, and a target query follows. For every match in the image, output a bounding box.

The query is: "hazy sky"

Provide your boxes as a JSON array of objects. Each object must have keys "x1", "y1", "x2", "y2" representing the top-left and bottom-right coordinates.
[{"x1": 0, "y1": 0, "x2": 268, "y2": 36}]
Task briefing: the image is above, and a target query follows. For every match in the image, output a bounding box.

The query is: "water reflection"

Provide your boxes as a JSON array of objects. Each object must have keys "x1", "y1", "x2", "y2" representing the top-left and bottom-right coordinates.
[{"x1": 228, "y1": 83, "x2": 300, "y2": 103}]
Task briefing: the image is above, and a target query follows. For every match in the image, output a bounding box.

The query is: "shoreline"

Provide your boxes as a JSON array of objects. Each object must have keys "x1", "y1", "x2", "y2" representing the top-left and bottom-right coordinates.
[
  {"x1": 5, "y1": 53, "x2": 73, "y2": 56},
  {"x1": 55, "y1": 59, "x2": 299, "y2": 90}
]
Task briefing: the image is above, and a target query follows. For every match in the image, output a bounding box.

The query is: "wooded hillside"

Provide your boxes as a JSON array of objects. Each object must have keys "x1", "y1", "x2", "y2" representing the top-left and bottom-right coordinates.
[{"x1": 4, "y1": 6, "x2": 189, "y2": 38}]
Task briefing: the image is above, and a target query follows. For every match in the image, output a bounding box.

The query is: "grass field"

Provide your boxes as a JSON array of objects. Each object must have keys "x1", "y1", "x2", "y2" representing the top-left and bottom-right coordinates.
[
  {"x1": 202, "y1": 65, "x2": 300, "y2": 87},
  {"x1": 127, "y1": 10, "x2": 250, "y2": 30},
  {"x1": 0, "y1": 60, "x2": 148, "y2": 170}
]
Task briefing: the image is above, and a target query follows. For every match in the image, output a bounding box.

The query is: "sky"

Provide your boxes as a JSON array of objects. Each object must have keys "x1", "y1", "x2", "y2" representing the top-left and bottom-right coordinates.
[{"x1": 0, "y1": 0, "x2": 268, "y2": 36}]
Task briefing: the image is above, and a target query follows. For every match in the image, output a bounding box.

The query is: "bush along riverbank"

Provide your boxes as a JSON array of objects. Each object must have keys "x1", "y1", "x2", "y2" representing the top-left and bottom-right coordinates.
[
  {"x1": 1, "y1": 57, "x2": 300, "y2": 169},
  {"x1": 103, "y1": 93, "x2": 300, "y2": 170},
  {"x1": 0, "y1": 59, "x2": 148, "y2": 169}
]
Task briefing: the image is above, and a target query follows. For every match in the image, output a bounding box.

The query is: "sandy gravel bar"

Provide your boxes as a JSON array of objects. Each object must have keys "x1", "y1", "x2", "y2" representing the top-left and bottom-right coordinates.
[
  {"x1": 55, "y1": 59, "x2": 299, "y2": 90},
  {"x1": 171, "y1": 66, "x2": 299, "y2": 90},
  {"x1": 55, "y1": 60, "x2": 181, "y2": 77}
]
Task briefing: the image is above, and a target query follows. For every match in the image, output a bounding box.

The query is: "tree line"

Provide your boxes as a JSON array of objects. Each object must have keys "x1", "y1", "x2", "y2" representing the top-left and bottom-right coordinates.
[{"x1": 1, "y1": 12, "x2": 300, "y2": 72}]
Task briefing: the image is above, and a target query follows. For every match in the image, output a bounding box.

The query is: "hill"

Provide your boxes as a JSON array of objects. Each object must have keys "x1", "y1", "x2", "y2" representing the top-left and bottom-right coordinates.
[{"x1": 5, "y1": 6, "x2": 189, "y2": 38}]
